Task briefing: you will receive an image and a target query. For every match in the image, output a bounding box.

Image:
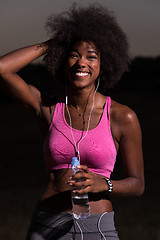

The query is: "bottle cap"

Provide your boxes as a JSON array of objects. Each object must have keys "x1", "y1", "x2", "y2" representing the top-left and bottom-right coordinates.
[{"x1": 71, "y1": 157, "x2": 80, "y2": 168}]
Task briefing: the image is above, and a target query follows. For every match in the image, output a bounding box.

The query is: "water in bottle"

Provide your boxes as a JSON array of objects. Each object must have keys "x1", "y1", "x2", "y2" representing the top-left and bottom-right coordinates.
[{"x1": 71, "y1": 157, "x2": 90, "y2": 219}]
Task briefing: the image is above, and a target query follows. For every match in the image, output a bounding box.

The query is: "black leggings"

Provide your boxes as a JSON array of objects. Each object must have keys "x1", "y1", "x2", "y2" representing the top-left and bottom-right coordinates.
[{"x1": 26, "y1": 206, "x2": 120, "y2": 240}]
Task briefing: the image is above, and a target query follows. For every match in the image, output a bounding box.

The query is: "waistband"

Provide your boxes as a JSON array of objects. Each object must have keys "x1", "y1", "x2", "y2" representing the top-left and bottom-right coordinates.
[
  {"x1": 26, "y1": 206, "x2": 120, "y2": 240},
  {"x1": 31, "y1": 205, "x2": 116, "y2": 233}
]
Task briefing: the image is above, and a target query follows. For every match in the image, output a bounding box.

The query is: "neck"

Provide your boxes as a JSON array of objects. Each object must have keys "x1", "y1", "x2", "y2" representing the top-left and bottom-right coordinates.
[{"x1": 68, "y1": 86, "x2": 96, "y2": 110}]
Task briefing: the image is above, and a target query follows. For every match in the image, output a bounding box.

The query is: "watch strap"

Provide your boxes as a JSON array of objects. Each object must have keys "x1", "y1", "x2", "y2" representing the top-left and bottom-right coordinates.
[{"x1": 103, "y1": 178, "x2": 113, "y2": 193}]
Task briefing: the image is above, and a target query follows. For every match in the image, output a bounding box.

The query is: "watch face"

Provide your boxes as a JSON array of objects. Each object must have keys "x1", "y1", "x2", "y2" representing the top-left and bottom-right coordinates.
[
  {"x1": 104, "y1": 178, "x2": 113, "y2": 193},
  {"x1": 108, "y1": 180, "x2": 112, "y2": 186}
]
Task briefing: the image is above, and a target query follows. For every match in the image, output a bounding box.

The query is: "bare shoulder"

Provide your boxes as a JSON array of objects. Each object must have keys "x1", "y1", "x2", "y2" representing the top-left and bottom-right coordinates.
[
  {"x1": 110, "y1": 99, "x2": 139, "y2": 126},
  {"x1": 110, "y1": 99, "x2": 141, "y2": 144}
]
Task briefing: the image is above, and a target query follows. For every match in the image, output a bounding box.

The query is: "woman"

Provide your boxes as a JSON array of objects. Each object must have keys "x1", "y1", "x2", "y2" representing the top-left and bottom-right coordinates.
[{"x1": 0, "y1": 3, "x2": 144, "y2": 240}]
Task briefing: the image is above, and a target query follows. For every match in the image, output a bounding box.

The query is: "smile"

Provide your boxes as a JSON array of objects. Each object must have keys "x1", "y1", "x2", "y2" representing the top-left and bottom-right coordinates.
[{"x1": 75, "y1": 72, "x2": 90, "y2": 77}]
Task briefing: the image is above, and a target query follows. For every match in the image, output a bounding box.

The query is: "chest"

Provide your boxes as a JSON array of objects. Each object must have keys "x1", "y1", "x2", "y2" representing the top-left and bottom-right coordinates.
[
  {"x1": 44, "y1": 121, "x2": 117, "y2": 168},
  {"x1": 64, "y1": 105, "x2": 104, "y2": 131}
]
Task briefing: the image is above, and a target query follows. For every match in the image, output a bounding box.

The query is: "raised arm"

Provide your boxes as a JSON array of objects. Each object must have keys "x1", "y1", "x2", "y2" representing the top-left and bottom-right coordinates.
[{"x1": 0, "y1": 41, "x2": 50, "y2": 115}]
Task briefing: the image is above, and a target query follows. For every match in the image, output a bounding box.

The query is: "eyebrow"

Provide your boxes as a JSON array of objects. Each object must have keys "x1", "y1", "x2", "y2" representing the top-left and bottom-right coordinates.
[
  {"x1": 88, "y1": 50, "x2": 99, "y2": 56},
  {"x1": 70, "y1": 49, "x2": 99, "y2": 56}
]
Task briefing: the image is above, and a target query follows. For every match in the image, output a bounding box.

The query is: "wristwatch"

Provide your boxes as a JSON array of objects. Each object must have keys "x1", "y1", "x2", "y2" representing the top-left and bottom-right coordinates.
[{"x1": 103, "y1": 178, "x2": 113, "y2": 193}]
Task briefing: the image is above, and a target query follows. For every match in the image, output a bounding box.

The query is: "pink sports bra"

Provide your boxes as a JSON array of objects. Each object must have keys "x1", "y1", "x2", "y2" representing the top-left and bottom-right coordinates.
[{"x1": 43, "y1": 97, "x2": 117, "y2": 178}]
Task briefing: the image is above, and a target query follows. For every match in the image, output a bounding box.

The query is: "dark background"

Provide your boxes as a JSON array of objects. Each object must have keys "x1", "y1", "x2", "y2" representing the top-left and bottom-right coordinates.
[{"x1": 0, "y1": 57, "x2": 160, "y2": 239}]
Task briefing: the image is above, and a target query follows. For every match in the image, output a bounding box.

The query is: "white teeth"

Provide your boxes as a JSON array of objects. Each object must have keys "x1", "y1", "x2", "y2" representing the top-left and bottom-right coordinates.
[{"x1": 75, "y1": 72, "x2": 89, "y2": 77}]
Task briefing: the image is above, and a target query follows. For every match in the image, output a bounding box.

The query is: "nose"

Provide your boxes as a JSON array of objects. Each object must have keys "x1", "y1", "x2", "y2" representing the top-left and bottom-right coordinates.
[{"x1": 76, "y1": 56, "x2": 87, "y2": 68}]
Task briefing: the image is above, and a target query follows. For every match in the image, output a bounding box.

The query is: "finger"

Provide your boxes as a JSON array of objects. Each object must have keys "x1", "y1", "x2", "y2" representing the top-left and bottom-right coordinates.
[
  {"x1": 67, "y1": 180, "x2": 76, "y2": 186},
  {"x1": 77, "y1": 165, "x2": 90, "y2": 173},
  {"x1": 72, "y1": 171, "x2": 89, "y2": 181},
  {"x1": 73, "y1": 186, "x2": 91, "y2": 194},
  {"x1": 72, "y1": 179, "x2": 91, "y2": 189},
  {"x1": 67, "y1": 176, "x2": 89, "y2": 185}
]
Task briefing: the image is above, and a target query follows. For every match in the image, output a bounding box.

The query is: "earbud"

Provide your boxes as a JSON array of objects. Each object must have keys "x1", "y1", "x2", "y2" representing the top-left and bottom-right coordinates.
[{"x1": 66, "y1": 96, "x2": 68, "y2": 105}]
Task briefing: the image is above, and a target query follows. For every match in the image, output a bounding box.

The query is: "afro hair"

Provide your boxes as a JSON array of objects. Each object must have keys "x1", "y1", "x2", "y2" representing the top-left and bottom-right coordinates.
[{"x1": 44, "y1": 2, "x2": 130, "y2": 93}]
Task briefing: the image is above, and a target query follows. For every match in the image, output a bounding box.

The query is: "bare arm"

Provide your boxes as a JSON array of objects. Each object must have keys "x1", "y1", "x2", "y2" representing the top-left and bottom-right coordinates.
[
  {"x1": 0, "y1": 41, "x2": 50, "y2": 115},
  {"x1": 68, "y1": 103, "x2": 145, "y2": 197},
  {"x1": 109, "y1": 105, "x2": 145, "y2": 196}
]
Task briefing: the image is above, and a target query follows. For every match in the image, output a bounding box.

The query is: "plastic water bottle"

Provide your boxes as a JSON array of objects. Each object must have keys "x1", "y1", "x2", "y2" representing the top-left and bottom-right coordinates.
[{"x1": 71, "y1": 157, "x2": 90, "y2": 219}]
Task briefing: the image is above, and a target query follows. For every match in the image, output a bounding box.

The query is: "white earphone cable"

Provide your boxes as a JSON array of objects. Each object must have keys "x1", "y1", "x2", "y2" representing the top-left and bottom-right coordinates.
[
  {"x1": 97, "y1": 212, "x2": 108, "y2": 240},
  {"x1": 75, "y1": 220, "x2": 84, "y2": 240},
  {"x1": 66, "y1": 78, "x2": 100, "y2": 163}
]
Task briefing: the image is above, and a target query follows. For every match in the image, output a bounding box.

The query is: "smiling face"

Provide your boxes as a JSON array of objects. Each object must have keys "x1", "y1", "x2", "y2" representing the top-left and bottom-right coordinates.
[{"x1": 65, "y1": 41, "x2": 101, "y2": 91}]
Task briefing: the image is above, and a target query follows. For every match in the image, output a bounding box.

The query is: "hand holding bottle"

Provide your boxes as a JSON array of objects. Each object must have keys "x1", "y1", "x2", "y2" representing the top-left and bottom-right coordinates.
[{"x1": 70, "y1": 157, "x2": 90, "y2": 219}]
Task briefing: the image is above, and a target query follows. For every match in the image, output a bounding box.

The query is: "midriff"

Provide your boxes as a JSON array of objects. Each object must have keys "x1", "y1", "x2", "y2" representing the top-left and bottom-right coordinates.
[{"x1": 38, "y1": 169, "x2": 113, "y2": 214}]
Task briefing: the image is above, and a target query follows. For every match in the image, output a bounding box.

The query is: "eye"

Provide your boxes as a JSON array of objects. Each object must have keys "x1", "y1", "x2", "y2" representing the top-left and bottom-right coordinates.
[
  {"x1": 68, "y1": 52, "x2": 78, "y2": 58},
  {"x1": 87, "y1": 55, "x2": 98, "y2": 60}
]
